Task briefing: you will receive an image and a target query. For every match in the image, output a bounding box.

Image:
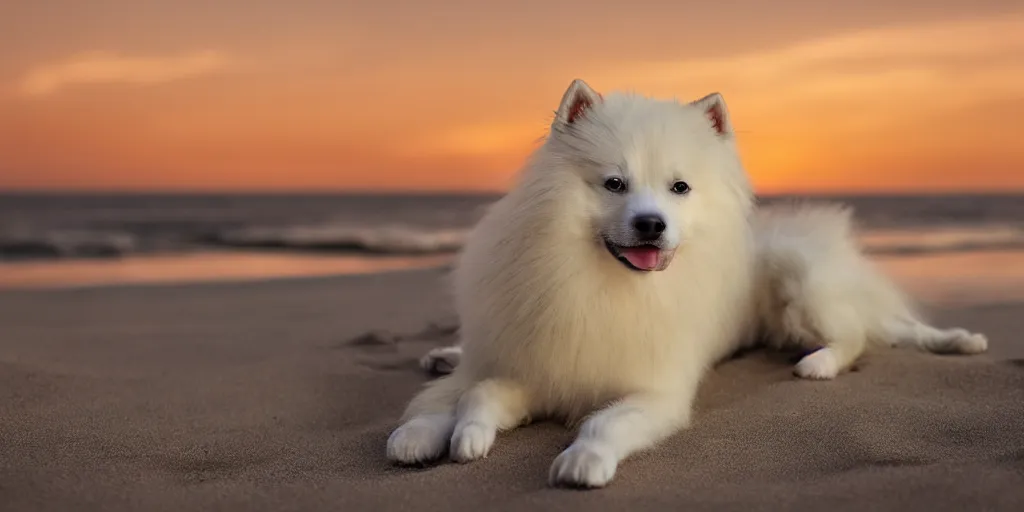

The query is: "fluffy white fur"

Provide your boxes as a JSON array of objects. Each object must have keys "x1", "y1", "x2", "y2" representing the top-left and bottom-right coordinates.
[
  {"x1": 751, "y1": 201, "x2": 988, "y2": 379},
  {"x1": 388, "y1": 79, "x2": 758, "y2": 488},
  {"x1": 421, "y1": 202, "x2": 990, "y2": 382}
]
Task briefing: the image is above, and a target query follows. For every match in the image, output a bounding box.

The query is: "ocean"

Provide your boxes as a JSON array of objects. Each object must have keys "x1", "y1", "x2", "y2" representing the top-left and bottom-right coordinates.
[{"x1": 2, "y1": 192, "x2": 1024, "y2": 291}]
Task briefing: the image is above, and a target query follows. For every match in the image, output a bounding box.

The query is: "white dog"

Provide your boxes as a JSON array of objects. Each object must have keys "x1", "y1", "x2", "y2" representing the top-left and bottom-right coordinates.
[
  {"x1": 387, "y1": 79, "x2": 759, "y2": 488},
  {"x1": 421, "y1": 203, "x2": 990, "y2": 381},
  {"x1": 391, "y1": 80, "x2": 990, "y2": 488}
]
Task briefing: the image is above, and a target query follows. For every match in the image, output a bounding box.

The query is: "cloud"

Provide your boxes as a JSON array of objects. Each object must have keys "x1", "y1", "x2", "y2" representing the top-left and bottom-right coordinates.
[
  {"x1": 18, "y1": 50, "x2": 229, "y2": 97},
  {"x1": 405, "y1": 13, "x2": 1024, "y2": 166},
  {"x1": 589, "y1": 13, "x2": 1024, "y2": 117}
]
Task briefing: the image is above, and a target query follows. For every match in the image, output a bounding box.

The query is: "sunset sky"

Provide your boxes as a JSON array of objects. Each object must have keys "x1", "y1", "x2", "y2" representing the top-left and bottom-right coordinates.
[{"x1": 1, "y1": 1, "x2": 1022, "y2": 194}]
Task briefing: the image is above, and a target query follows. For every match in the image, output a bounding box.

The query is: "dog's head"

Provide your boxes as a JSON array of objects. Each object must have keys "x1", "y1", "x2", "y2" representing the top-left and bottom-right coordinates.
[{"x1": 543, "y1": 79, "x2": 753, "y2": 273}]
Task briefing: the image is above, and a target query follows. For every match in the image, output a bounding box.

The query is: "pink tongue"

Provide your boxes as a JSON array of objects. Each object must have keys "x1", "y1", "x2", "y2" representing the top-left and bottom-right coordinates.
[{"x1": 621, "y1": 247, "x2": 661, "y2": 270}]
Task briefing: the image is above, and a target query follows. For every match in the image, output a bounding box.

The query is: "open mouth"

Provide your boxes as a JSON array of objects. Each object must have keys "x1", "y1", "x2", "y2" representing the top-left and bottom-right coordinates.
[{"x1": 603, "y1": 239, "x2": 674, "y2": 272}]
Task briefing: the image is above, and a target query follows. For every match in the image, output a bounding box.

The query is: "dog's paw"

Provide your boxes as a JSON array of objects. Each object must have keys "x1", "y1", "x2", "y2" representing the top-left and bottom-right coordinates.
[
  {"x1": 419, "y1": 346, "x2": 462, "y2": 375},
  {"x1": 450, "y1": 421, "x2": 495, "y2": 463},
  {"x1": 549, "y1": 441, "x2": 618, "y2": 489},
  {"x1": 953, "y1": 330, "x2": 988, "y2": 355},
  {"x1": 794, "y1": 348, "x2": 839, "y2": 380},
  {"x1": 386, "y1": 415, "x2": 450, "y2": 464}
]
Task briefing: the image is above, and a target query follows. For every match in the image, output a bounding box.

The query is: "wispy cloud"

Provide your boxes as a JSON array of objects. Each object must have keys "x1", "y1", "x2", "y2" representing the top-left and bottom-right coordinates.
[
  {"x1": 18, "y1": 50, "x2": 230, "y2": 97},
  {"x1": 591, "y1": 13, "x2": 1024, "y2": 117},
  {"x1": 405, "y1": 13, "x2": 1024, "y2": 165}
]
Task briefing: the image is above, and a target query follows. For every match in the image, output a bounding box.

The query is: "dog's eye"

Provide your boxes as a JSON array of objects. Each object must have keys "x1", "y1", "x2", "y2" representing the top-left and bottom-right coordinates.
[
  {"x1": 671, "y1": 181, "x2": 691, "y2": 195},
  {"x1": 604, "y1": 177, "x2": 627, "y2": 193}
]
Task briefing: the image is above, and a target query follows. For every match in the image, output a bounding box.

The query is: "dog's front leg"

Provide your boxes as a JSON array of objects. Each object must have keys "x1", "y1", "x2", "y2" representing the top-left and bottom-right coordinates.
[
  {"x1": 549, "y1": 391, "x2": 692, "y2": 488},
  {"x1": 449, "y1": 378, "x2": 530, "y2": 463}
]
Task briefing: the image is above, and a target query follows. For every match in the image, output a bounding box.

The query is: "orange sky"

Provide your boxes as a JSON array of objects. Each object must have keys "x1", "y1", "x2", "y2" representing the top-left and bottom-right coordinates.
[{"x1": 1, "y1": 1, "x2": 1022, "y2": 194}]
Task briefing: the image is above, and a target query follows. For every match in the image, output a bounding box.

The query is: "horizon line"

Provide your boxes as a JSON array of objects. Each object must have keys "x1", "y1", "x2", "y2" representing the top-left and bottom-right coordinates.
[{"x1": 2, "y1": 188, "x2": 1024, "y2": 198}]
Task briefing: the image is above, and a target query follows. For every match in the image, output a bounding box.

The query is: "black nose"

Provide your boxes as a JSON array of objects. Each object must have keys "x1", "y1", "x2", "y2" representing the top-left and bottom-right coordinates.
[{"x1": 632, "y1": 215, "x2": 666, "y2": 240}]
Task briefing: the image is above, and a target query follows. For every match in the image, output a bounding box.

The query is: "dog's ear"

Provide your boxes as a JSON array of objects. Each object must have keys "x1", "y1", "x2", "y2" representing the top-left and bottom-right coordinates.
[
  {"x1": 554, "y1": 79, "x2": 602, "y2": 126},
  {"x1": 691, "y1": 93, "x2": 733, "y2": 137}
]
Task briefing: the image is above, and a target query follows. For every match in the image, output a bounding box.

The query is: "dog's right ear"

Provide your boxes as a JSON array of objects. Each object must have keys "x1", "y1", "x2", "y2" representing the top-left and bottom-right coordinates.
[{"x1": 554, "y1": 79, "x2": 602, "y2": 126}]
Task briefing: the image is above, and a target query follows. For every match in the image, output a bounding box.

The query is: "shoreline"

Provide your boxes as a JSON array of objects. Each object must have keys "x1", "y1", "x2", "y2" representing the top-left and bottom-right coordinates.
[
  {"x1": 0, "y1": 250, "x2": 453, "y2": 291},
  {"x1": 4, "y1": 248, "x2": 1024, "y2": 309}
]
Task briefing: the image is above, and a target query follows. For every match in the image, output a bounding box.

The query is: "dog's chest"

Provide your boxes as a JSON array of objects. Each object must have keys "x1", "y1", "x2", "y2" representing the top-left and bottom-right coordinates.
[{"x1": 492, "y1": 281, "x2": 687, "y2": 402}]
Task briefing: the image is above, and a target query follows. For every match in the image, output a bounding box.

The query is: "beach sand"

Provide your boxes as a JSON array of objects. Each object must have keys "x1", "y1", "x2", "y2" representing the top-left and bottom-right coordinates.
[{"x1": 2, "y1": 263, "x2": 1023, "y2": 511}]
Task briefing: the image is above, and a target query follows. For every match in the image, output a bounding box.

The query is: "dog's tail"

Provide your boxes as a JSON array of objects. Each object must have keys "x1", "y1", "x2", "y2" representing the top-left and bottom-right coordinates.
[{"x1": 879, "y1": 315, "x2": 988, "y2": 355}]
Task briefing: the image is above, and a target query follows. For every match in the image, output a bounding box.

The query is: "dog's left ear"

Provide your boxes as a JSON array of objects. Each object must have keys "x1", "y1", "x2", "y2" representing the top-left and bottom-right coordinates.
[
  {"x1": 691, "y1": 93, "x2": 733, "y2": 137},
  {"x1": 554, "y1": 79, "x2": 602, "y2": 126}
]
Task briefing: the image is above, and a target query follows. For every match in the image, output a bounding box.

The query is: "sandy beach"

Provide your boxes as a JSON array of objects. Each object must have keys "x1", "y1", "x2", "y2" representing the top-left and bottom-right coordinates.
[{"x1": 2, "y1": 259, "x2": 1023, "y2": 511}]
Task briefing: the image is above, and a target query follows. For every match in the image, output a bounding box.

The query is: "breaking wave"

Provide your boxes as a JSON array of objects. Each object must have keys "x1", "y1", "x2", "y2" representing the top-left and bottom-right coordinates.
[
  {"x1": 0, "y1": 224, "x2": 468, "y2": 261},
  {"x1": 2, "y1": 222, "x2": 1023, "y2": 262},
  {"x1": 0, "y1": 231, "x2": 140, "y2": 260},
  {"x1": 209, "y1": 224, "x2": 468, "y2": 254},
  {"x1": 860, "y1": 225, "x2": 1024, "y2": 256}
]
